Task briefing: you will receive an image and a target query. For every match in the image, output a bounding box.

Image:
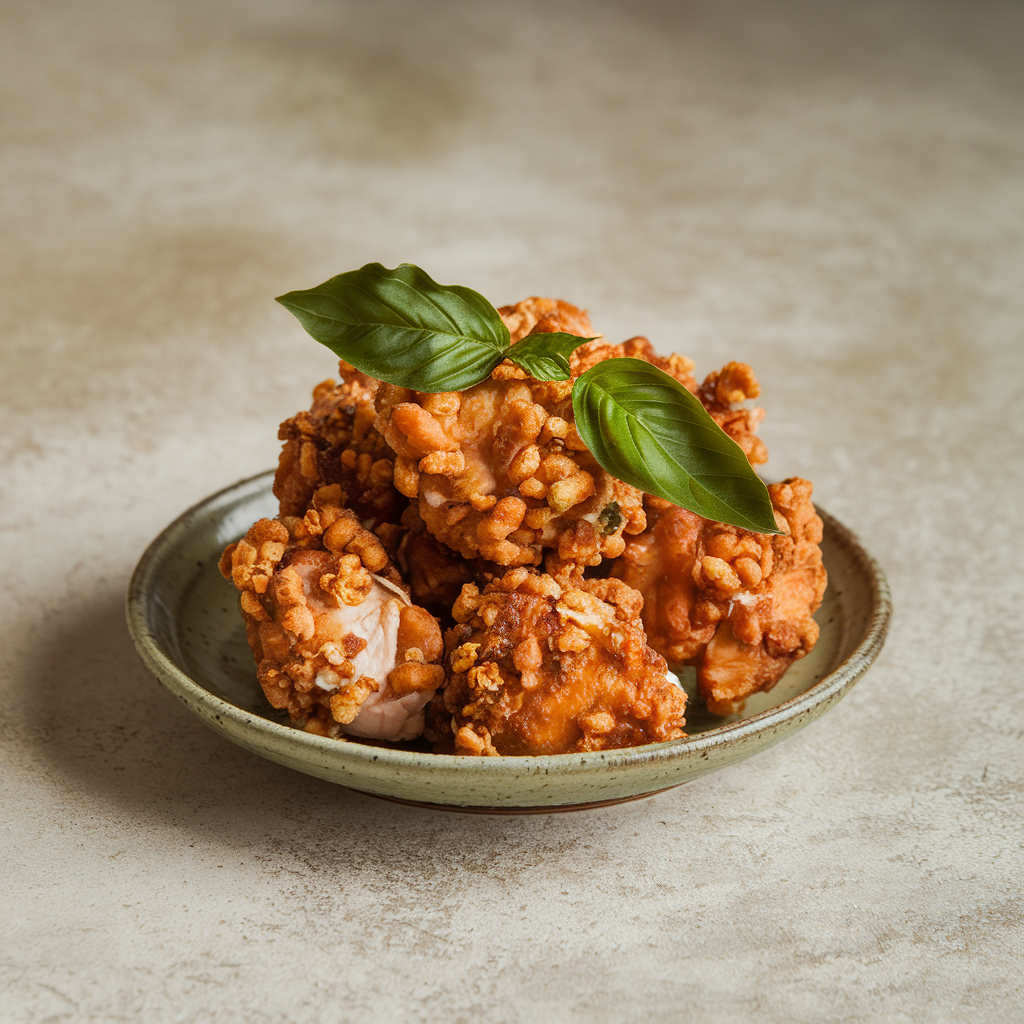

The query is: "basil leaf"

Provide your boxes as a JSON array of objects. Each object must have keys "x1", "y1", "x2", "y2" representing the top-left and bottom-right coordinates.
[
  {"x1": 276, "y1": 263, "x2": 510, "y2": 392},
  {"x1": 507, "y1": 332, "x2": 596, "y2": 381},
  {"x1": 572, "y1": 358, "x2": 783, "y2": 533}
]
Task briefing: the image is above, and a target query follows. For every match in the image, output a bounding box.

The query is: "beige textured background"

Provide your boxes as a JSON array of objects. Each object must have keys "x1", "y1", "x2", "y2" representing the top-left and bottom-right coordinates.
[{"x1": 2, "y1": 1, "x2": 1021, "y2": 1021}]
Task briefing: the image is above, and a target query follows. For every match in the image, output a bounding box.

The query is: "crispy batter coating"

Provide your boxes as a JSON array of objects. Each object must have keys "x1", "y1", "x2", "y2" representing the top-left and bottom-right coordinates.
[
  {"x1": 426, "y1": 568, "x2": 687, "y2": 755},
  {"x1": 698, "y1": 361, "x2": 768, "y2": 468},
  {"x1": 274, "y1": 362, "x2": 406, "y2": 529},
  {"x1": 572, "y1": 333, "x2": 699, "y2": 389},
  {"x1": 238, "y1": 293, "x2": 815, "y2": 748},
  {"x1": 696, "y1": 478, "x2": 826, "y2": 714},
  {"x1": 612, "y1": 478, "x2": 826, "y2": 715},
  {"x1": 375, "y1": 300, "x2": 648, "y2": 569},
  {"x1": 219, "y1": 486, "x2": 444, "y2": 740},
  {"x1": 609, "y1": 501, "x2": 718, "y2": 664}
]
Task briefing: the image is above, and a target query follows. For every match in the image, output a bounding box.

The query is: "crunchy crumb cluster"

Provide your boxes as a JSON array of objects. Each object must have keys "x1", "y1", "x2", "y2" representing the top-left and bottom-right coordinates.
[
  {"x1": 372, "y1": 300, "x2": 651, "y2": 570},
  {"x1": 220, "y1": 486, "x2": 443, "y2": 739},
  {"x1": 376, "y1": 374, "x2": 647, "y2": 568},
  {"x1": 613, "y1": 478, "x2": 826, "y2": 715},
  {"x1": 222, "y1": 294, "x2": 826, "y2": 754},
  {"x1": 274, "y1": 368, "x2": 405, "y2": 531},
  {"x1": 427, "y1": 568, "x2": 686, "y2": 755}
]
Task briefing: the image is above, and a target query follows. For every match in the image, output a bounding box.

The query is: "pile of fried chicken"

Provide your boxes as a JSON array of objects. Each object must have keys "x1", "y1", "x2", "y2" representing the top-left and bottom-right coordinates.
[{"x1": 220, "y1": 298, "x2": 826, "y2": 756}]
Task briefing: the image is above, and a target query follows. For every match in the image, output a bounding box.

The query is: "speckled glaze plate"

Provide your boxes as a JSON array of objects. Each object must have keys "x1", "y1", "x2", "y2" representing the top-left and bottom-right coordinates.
[{"x1": 127, "y1": 471, "x2": 890, "y2": 812}]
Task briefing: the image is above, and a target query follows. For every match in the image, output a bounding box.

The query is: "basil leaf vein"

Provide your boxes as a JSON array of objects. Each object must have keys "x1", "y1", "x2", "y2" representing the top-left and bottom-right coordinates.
[
  {"x1": 572, "y1": 358, "x2": 782, "y2": 533},
  {"x1": 276, "y1": 263, "x2": 510, "y2": 392},
  {"x1": 277, "y1": 263, "x2": 784, "y2": 533},
  {"x1": 507, "y1": 331, "x2": 596, "y2": 381}
]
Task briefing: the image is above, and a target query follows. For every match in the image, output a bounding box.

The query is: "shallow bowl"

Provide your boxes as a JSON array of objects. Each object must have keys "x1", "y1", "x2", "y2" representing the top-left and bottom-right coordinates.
[{"x1": 127, "y1": 472, "x2": 890, "y2": 812}]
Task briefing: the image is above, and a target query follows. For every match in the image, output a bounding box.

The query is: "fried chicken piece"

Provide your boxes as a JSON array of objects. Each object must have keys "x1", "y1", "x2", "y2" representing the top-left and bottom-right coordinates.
[
  {"x1": 219, "y1": 486, "x2": 444, "y2": 741},
  {"x1": 375, "y1": 300, "x2": 648, "y2": 569},
  {"x1": 375, "y1": 298, "x2": 769, "y2": 572},
  {"x1": 612, "y1": 478, "x2": 826, "y2": 715},
  {"x1": 274, "y1": 362, "x2": 406, "y2": 530},
  {"x1": 426, "y1": 568, "x2": 686, "y2": 755},
  {"x1": 696, "y1": 478, "x2": 827, "y2": 714}
]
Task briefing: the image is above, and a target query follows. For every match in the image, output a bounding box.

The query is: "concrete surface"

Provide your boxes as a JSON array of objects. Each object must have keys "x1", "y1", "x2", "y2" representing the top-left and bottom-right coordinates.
[{"x1": 1, "y1": 1, "x2": 1021, "y2": 1021}]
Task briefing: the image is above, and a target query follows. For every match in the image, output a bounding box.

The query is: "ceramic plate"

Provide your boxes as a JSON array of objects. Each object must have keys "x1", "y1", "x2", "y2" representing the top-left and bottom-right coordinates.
[{"x1": 127, "y1": 471, "x2": 890, "y2": 812}]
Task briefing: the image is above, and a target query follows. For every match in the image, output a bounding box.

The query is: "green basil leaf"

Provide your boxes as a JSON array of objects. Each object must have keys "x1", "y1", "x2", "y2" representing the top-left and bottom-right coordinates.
[
  {"x1": 572, "y1": 358, "x2": 783, "y2": 533},
  {"x1": 507, "y1": 332, "x2": 596, "y2": 381},
  {"x1": 276, "y1": 263, "x2": 510, "y2": 392}
]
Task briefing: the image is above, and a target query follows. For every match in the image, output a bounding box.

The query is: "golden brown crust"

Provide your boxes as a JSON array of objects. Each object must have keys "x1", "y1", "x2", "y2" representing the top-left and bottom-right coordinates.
[
  {"x1": 612, "y1": 478, "x2": 827, "y2": 715},
  {"x1": 698, "y1": 361, "x2": 768, "y2": 467},
  {"x1": 376, "y1": 375, "x2": 647, "y2": 568},
  {"x1": 374, "y1": 299, "x2": 649, "y2": 571},
  {"x1": 426, "y1": 568, "x2": 686, "y2": 756},
  {"x1": 571, "y1": 334, "x2": 699, "y2": 391},
  {"x1": 273, "y1": 363, "x2": 407, "y2": 528},
  {"x1": 608, "y1": 501, "x2": 718, "y2": 664},
  {"x1": 236, "y1": 293, "x2": 818, "y2": 747},
  {"x1": 497, "y1": 296, "x2": 597, "y2": 344},
  {"x1": 696, "y1": 478, "x2": 826, "y2": 714},
  {"x1": 220, "y1": 486, "x2": 443, "y2": 737}
]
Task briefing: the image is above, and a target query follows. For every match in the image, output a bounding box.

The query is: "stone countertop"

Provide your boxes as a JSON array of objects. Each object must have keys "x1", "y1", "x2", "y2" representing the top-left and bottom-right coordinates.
[{"x1": 2, "y1": 1, "x2": 1021, "y2": 1021}]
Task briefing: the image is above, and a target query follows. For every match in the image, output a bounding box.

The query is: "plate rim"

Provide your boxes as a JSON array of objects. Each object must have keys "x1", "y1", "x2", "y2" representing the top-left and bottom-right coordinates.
[{"x1": 127, "y1": 471, "x2": 891, "y2": 786}]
